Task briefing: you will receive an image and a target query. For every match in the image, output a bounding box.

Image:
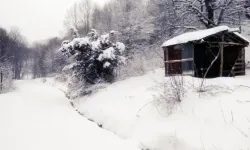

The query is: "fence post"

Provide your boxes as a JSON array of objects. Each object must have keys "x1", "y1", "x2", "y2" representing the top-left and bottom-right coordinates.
[{"x1": 0, "y1": 71, "x2": 3, "y2": 91}]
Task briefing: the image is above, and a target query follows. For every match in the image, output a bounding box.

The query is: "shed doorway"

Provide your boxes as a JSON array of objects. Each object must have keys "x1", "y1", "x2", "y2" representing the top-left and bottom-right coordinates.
[
  {"x1": 194, "y1": 43, "x2": 220, "y2": 78},
  {"x1": 168, "y1": 47, "x2": 182, "y2": 74},
  {"x1": 194, "y1": 43, "x2": 244, "y2": 78}
]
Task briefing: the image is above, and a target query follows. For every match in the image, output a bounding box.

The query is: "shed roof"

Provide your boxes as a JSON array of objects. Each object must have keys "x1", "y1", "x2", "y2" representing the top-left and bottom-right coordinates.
[{"x1": 162, "y1": 26, "x2": 250, "y2": 47}]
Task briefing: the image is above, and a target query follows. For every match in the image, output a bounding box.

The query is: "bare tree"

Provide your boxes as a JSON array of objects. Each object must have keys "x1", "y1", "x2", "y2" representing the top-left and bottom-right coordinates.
[
  {"x1": 31, "y1": 37, "x2": 66, "y2": 78},
  {"x1": 174, "y1": 0, "x2": 250, "y2": 28},
  {"x1": 0, "y1": 27, "x2": 30, "y2": 92},
  {"x1": 78, "y1": 0, "x2": 92, "y2": 34},
  {"x1": 64, "y1": 0, "x2": 93, "y2": 36},
  {"x1": 9, "y1": 28, "x2": 29, "y2": 79}
]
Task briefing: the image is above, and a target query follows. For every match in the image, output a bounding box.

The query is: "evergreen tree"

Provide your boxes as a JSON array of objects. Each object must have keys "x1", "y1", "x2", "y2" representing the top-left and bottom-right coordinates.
[{"x1": 60, "y1": 29, "x2": 126, "y2": 84}]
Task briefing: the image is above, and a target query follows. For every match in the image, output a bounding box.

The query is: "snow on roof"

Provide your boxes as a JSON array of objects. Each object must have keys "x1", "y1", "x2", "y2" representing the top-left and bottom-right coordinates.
[
  {"x1": 162, "y1": 26, "x2": 250, "y2": 47},
  {"x1": 233, "y1": 32, "x2": 250, "y2": 44}
]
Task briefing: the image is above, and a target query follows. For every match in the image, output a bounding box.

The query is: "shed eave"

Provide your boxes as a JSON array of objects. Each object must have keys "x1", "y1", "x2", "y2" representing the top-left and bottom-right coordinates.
[{"x1": 162, "y1": 26, "x2": 250, "y2": 48}]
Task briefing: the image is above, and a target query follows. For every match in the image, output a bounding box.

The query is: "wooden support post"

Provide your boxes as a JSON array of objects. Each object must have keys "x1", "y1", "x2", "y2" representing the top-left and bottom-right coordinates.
[
  {"x1": 242, "y1": 48, "x2": 246, "y2": 75},
  {"x1": 0, "y1": 71, "x2": 3, "y2": 91},
  {"x1": 219, "y1": 34, "x2": 224, "y2": 77},
  {"x1": 164, "y1": 48, "x2": 169, "y2": 76}
]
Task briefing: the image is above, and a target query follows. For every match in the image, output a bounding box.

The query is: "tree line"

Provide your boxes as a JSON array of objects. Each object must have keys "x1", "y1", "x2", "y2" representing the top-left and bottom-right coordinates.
[
  {"x1": 64, "y1": 0, "x2": 250, "y2": 45},
  {"x1": 0, "y1": 27, "x2": 29, "y2": 79},
  {"x1": 0, "y1": 27, "x2": 67, "y2": 92},
  {"x1": 1, "y1": 0, "x2": 250, "y2": 87},
  {"x1": 62, "y1": 0, "x2": 250, "y2": 79}
]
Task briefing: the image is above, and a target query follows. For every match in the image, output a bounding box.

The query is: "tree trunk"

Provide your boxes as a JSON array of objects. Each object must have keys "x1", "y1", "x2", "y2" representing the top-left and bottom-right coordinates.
[{"x1": 205, "y1": 0, "x2": 215, "y2": 28}]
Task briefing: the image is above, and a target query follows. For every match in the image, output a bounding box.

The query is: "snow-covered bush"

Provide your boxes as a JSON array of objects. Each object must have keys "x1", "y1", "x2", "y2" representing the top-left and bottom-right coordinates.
[
  {"x1": 60, "y1": 29, "x2": 126, "y2": 84},
  {"x1": 116, "y1": 44, "x2": 164, "y2": 80},
  {"x1": 153, "y1": 75, "x2": 186, "y2": 115}
]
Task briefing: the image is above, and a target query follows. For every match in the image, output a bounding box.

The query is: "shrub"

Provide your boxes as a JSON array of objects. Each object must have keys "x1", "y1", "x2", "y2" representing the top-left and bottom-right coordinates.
[{"x1": 59, "y1": 29, "x2": 126, "y2": 85}]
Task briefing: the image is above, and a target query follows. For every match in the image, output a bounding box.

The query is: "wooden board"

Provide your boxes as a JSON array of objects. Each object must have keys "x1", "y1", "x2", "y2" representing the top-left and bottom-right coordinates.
[{"x1": 167, "y1": 47, "x2": 182, "y2": 74}]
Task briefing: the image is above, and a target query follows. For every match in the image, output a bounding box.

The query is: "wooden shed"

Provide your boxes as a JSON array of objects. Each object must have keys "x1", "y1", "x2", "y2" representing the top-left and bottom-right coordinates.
[{"x1": 162, "y1": 26, "x2": 250, "y2": 78}]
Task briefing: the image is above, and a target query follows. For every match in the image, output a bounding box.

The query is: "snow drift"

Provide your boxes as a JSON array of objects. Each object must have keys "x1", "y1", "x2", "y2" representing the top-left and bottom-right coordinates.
[
  {"x1": 74, "y1": 69, "x2": 250, "y2": 150},
  {"x1": 0, "y1": 79, "x2": 139, "y2": 150}
]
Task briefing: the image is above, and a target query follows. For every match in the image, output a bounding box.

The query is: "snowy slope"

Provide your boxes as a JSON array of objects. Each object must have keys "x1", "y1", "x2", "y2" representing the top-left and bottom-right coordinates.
[
  {"x1": 0, "y1": 80, "x2": 139, "y2": 150},
  {"x1": 75, "y1": 69, "x2": 250, "y2": 150},
  {"x1": 243, "y1": 26, "x2": 250, "y2": 61}
]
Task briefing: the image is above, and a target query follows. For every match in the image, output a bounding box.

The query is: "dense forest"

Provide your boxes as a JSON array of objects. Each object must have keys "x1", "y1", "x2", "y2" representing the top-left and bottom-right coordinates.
[{"x1": 1, "y1": 0, "x2": 250, "y2": 92}]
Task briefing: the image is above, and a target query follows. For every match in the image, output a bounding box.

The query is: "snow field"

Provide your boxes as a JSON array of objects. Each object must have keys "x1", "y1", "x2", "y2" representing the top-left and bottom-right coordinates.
[
  {"x1": 0, "y1": 79, "x2": 139, "y2": 150},
  {"x1": 75, "y1": 69, "x2": 250, "y2": 150}
]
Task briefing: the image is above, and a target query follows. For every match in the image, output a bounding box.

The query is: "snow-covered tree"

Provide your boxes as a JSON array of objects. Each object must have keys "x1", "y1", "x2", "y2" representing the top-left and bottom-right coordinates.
[
  {"x1": 64, "y1": 0, "x2": 93, "y2": 36},
  {"x1": 148, "y1": 0, "x2": 250, "y2": 40},
  {"x1": 60, "y1": 29, "x2": 126, "y2": 84}
]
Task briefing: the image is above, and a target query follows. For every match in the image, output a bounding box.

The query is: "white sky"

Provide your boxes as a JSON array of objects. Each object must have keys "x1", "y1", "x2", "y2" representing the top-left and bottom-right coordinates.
[{"x1": 0, "y1": 0, "x2": 106, "y2": 43}]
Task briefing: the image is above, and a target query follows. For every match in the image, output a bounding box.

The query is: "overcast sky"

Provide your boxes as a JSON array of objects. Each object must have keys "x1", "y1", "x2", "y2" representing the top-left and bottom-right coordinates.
[{"x1": 0, "y1": 0, "x2": 106, "y2": 43}]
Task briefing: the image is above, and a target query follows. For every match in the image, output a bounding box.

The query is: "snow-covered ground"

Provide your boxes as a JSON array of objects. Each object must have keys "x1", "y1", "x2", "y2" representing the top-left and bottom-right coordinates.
[
  {"x1": 2, "y1": 69, "x2": 250, "y2": 150},
  {"x1": 74, "y1": 69, "x2": 250, "y2": 150},
  {"x1": 0, "y1": 80, "x2": 139, "y2": 150}
]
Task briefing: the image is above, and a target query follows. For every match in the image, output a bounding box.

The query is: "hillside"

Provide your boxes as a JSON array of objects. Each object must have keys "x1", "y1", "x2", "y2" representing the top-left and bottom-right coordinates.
[{"x1": 73, "y1": 69, "x2": 250, "y2": 150}]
